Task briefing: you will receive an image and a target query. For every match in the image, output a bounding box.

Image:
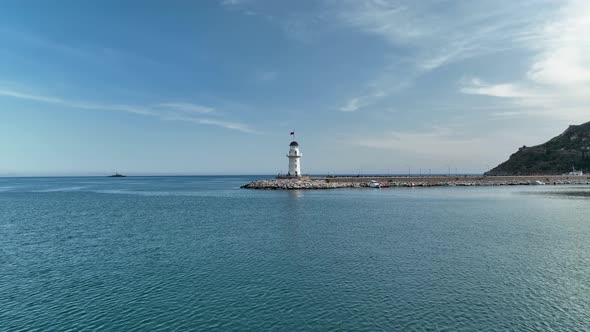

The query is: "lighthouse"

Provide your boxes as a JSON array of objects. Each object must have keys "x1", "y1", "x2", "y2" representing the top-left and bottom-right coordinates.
[{"x1": 287, "y1": 141, "x2": 302, "y2": 177}]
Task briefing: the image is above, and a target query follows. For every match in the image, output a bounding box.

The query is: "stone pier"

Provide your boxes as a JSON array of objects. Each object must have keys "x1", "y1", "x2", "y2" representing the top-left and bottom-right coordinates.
[{"x1": 241, "y1": 175, "x2": 590, "y2": 190}]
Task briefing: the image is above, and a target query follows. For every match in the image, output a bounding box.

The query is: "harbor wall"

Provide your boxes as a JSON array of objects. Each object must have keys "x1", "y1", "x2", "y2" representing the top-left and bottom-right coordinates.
[{"x1": 242, "y1": 175, "x2": 590, "y2": 190}]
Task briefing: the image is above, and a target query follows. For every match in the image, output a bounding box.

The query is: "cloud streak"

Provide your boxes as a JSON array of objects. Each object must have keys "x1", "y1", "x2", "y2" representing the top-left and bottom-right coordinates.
[
  {"x1": 0, "y1": 87, "x2": 255, "y2": 133},
  {"x1": 459, "y1": 0, "x2": 590, "y2": 124},
  {"x1": 330, "y1": 0, "x2": 560, "y2": 112},
  {"x1": 460, "y1": 78, "x2": 534, "y2": 98},
  {"x1": 332, "y1": 0, "x2": 554, "y2": 69},
  {"x1": 158, "y1": 102, "x2": 215, "y2": 114},
  {"x1": 0, "y1": 88, "x2": 155, "y2": 116},
  {"x1": 339, "y1": 91, "x2": 385, "y2": 112}
]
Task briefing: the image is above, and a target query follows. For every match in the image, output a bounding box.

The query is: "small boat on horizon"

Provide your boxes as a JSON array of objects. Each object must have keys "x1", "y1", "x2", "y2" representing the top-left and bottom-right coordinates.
[{"x1": 108, "y1": 173, "x2": 127, "y2": 177}]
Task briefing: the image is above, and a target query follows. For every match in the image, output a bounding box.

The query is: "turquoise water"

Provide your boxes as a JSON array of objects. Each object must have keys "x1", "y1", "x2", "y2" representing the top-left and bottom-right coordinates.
[{"x1": 1, "y1": 176, "x2": 589, "y2": 331}]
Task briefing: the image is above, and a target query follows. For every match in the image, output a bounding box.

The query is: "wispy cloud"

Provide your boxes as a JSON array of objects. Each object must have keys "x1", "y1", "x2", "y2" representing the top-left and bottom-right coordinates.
[
  {"x1": 332, "y1": 1, "x2": 553, "y2": 70},
  {"x1": 335, "y1": 67, "x2": 415, "y2": 113},
  {"x1": 459, "y1": 0, "x2": 590, "y2": 124},
  {"x1": 0, "y1": 27, "x2": 163, "y2": 69},
  {"x1": 339, "y1": 91, "x2": 385, "y2": 112},
  {"x1": 460, "y1": 78, "x2": 533, "y2": 98},
  {"x1": 257, "y1": 71, "x2": 279, "y2": 82},
  {"x1": 0, "y1": 88, "x2": 65, "y2": 105},
  {"x1": 220, "y1": 0, "x2": 248, "y2": 6},
  {"x1": 526, "y1": 0, "x2": 590, "y2": 86},
  {"x1": 339, "y1": 97, "x2": 363, "y2": 113},
  {"x1": 0, "y1": 87, "x2": 155, "y2": 115},
  {"x1": 161, "y1": 115, "x2": 256, "y2": 133},
  {"x1": 158, "y1": 103, "x2": 215, "y2": 114},
  {"x1": 330, "y1": 0, "x2": 559, "y2": 112},
  {"x1": 0, "y1": 86, "x2": 255, "y2": 133},
  {"x1": 489, "y1": 111, "x2": 525, "y2": 118}
]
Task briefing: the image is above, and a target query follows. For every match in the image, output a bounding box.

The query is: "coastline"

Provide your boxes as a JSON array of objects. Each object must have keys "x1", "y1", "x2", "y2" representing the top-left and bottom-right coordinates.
[{"x1": 241, "y1": 175, "x2": 590, "y2": 190}]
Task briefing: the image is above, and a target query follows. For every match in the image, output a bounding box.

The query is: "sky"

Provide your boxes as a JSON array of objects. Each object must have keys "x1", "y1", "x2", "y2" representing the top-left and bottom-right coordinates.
[{"x1": 1, "y1": 0, "x2": 589, "y2": 176}]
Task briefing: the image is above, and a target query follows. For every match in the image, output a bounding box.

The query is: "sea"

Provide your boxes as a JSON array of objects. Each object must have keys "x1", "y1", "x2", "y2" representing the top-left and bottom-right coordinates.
[{"x1": 1, "y1": 176, "x2": 589, "y2": 331}]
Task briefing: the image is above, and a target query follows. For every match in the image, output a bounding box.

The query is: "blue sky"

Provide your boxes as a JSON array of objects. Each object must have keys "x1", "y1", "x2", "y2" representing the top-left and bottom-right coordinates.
[{"x1": 1, "y1": 0, "x2": 589, "y2": 176}]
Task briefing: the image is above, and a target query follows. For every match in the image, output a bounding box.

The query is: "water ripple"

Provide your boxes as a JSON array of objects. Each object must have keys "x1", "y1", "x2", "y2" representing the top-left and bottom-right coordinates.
[{"x1": 1, "y1": 178, "x2": 589, "y2": 331}]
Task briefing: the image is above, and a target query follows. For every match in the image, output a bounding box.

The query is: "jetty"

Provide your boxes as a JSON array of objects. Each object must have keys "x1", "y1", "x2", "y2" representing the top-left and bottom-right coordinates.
[{"x1": 241, "y1": 175, "x2": 590, "y2": 190}]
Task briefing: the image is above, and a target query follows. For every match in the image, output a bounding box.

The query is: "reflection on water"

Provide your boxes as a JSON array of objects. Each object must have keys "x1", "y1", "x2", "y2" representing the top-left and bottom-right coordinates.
[
  {"x1": 550, "y1": 191, "x2": 590, "y2": 198},
  {"x1": 521, "y1": 186, "x2": 590, "y2": 199},
  {"x1": 288, "y1": 190, "x2": 304, "y2": 199}
]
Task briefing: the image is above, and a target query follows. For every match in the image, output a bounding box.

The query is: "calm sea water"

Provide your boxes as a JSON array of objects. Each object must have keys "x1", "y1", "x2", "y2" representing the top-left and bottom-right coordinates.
[{"x1": 1, "y1": 176, "x2": 589, "y2": 331}]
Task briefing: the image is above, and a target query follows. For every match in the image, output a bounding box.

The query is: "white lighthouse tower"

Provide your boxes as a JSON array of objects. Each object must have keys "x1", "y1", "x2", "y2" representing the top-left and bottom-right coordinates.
[{"x1": 287, "y1": 141, "x2": 302, "y2": 177}]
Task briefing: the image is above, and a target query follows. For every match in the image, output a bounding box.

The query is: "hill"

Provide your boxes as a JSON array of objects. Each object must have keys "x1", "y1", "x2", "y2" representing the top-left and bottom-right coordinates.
[{"x1": 486, "y1": 121, "x2": 590, "y2": 176}]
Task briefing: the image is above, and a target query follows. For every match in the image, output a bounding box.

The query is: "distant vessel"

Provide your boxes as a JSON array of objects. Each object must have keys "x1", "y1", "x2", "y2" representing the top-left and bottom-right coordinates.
[{"x1": 109, "y1": 173, "x2": 126, "y2": 177}]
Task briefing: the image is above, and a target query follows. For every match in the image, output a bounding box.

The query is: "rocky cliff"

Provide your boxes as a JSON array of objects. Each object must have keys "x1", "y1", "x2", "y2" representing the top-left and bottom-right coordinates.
[{"x1": 486, "y1": 121, "x2": 590, "y2": 176}]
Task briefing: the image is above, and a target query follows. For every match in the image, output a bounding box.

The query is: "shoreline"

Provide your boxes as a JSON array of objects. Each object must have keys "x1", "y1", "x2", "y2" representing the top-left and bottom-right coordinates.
[{"x1": 241, "y1": 175, "x2": 590, "y2": 190}]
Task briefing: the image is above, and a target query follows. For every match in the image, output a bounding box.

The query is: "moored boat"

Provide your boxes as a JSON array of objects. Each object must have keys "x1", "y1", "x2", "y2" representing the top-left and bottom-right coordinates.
[{"x1": 368, "y1": 180, "x2": 381, "y2": 188}]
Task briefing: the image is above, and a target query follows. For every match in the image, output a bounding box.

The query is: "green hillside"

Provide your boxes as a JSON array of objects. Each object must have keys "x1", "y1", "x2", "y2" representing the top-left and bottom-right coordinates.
[{"x1": 486, "y1": 121, "x2": 590, "y2": 176}]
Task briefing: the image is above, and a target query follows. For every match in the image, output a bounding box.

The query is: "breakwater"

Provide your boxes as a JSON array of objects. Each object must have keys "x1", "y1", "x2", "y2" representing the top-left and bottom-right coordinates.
[{"x1": 241, "y1": 175, "x2": 590, "y2": 190}]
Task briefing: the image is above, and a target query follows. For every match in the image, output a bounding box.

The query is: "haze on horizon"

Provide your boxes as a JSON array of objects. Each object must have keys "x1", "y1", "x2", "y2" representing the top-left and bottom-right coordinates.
[{"x1": 1, "y1": 0, "x2": 589, "y2": 176}]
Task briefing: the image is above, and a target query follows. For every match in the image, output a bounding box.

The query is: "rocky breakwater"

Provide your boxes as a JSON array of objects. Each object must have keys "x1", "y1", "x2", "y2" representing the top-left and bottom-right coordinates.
[
  {"x1": 242, "y1": 175, "x2": 590, "y2": 190},
  {"x1": 241, "y1": 178, "x2": 359, "y2": 190}
]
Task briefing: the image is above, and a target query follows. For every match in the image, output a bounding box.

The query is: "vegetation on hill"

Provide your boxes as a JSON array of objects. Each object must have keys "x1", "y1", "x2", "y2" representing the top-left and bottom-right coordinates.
[{"x1": 486, "y1": 121, "x2": 590, "y2": 176}]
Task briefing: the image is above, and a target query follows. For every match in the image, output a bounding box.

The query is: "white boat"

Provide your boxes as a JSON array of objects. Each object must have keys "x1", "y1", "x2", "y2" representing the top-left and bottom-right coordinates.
[
  {"x1": 368, "y1": 180, "x2": 381, "y2": 188},
  {"x1": 564, "y1": 167, "x2": 584, "y2": 176},
  {"x1": 533, "y1": 180, "x2": 545, "y2": 185}
]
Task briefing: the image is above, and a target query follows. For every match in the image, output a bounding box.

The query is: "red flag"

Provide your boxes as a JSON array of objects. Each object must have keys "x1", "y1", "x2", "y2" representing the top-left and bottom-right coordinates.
[{"x1": 290, "y1": 131, "x2": 295, "y2": 135}]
